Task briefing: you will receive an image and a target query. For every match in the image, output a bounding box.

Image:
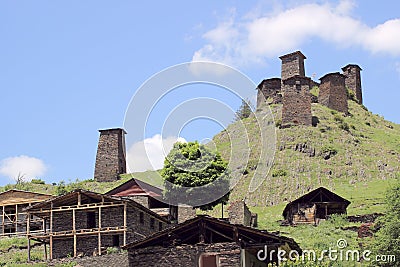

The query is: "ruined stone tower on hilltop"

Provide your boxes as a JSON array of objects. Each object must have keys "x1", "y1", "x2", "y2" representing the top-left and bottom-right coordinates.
[
  {"x1": 94, "y1": 128, "x2": 127, "y2": 182},
  {"x1": 342, "y1": 64, "x2": 362, "y2": 104},
  {"x1": 319, "y1": 72, "x2": 348, "y2": 114},
  {"x1": 257, "y1": 78, "x2": 282, "y2": 106},
  {"x1": 279, "y1": 51, "x2": 306, "y2": 80},
  {"x1": 282, "y1": 76, "x2": 312, "y2": 127}
]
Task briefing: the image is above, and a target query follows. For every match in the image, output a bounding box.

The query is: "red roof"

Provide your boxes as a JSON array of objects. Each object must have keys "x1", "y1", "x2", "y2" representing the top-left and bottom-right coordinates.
[{"x1": 106, "y1": 178, "x2": 163, "y2": 198}]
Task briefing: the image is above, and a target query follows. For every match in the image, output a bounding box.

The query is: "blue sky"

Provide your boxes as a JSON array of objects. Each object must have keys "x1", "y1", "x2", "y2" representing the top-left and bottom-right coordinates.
[{"x1": 1, "y1": 0, "x2": 400, "y2": 185}]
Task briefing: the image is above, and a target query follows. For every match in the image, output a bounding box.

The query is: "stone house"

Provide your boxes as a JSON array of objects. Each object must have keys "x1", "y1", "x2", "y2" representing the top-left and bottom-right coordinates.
[
  {"x1": 106, "y1": 178, "x2": 196, "y2": 223},
  {"x1": 0, "y1": 189, "x2": 52, "y2": 237},
  {"x1": 282, "y1": 187, "x2": 350, "y2": 225},
  {"x1": 123, "y1": 215, "x2": 301, "y2": 267},
  {"x1": 25, "y1": 189, "x2": 169, "y2": 260}
]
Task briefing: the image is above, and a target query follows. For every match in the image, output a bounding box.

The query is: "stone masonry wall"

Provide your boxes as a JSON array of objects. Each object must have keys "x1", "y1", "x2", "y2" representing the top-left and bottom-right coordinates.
[
  {"x1": 177, "y1": 205, "x2": 197, "y2": 224},
  {"x1": 257, "y1": 78, "x2": 282, "y2": 108},
  {"x1": 228, "y1": 201, "x2": 252, "y2": 227},
  {"x1": 51, "y1": 204, "x2": 169, "y2": 259},
  {"x1": 126, "y1": 205, "x2": 169, "y2": 244},
  {"x1": 282, "y1": 76, "x2": 312, "y2": 127},
  {"x1": 94, "y1": 128, "x2": 127, "y2": 182},
  {"x1": 342, "y1": 64, "x2": 362, "y2": 104},
  {"x1": 280, "y1": 51, "x2": 306, "y2": 81},
  {"x1": 128, "y1": 242, "x2": 241, "y2": 267},
  {"x1": 319, "y1": 73, "x2": 348, "y2": 114}
]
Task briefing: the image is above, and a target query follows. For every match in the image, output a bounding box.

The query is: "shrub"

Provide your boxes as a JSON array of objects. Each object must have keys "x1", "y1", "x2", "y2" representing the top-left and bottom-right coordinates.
[
  {"x1": 275, "y1": 119, "x2": 282, "y2": 128},
  {"x1": 31, "y1": 179, "x2": 45, "y2": 185},
  {"x1": 272, "y1": 169, "x2": 288, "y2": 177},
  {"x1": 339, "y1": 122, "x2": 350, "y2": 132},
  {"x1": 321, "y1": 144, "x2": 338, "y2": 155},
  {"x1": 347, "y1": 88, "x2": 356, "y2": 101},
  {"x1": 333, "y1": 114, "x2": 344, "y2": 123}
]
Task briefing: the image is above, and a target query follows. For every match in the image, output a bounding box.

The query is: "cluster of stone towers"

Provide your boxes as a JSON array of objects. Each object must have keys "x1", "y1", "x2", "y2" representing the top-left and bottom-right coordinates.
[
  {"x1": 257, "y1": 51, "x2": 362, "y2": 127},
  {"x1": 94, "y1": 128, "x2": 127, "y2": 182}
]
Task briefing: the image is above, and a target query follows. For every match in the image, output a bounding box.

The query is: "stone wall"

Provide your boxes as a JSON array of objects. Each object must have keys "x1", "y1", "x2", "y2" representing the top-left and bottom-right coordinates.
[
  {"x1": 51, "y1": 204, "x2": 169, "y2": 259},
  {"x1": 177, "y1": 205, "x2": 197, "y2": 224},
  {"x1": 257, "y1": 78, "x2": 282, "y2": 108},
  {"x1": 94, "y1": 128, "x2": 127, "y2": 182},
  {"x1": 227, "y1": 201, "x2": 252, "y2": 227},
  {"x1": 319, "y1": 72, "x2": 348, "y2": 114},
  {"x1": 282, "y1": 76, "x2": 312, "y2": 127},
  {"x1": 342, "y1": 64, "x2": 362, "y2": 104},
  {"x1": 128, "y1": 242, "x2": 241, "y2": 267},
  {"x1": 126, "y1": 205, "x2": 169, "y2": 243},
  {"x1": 47, "y1": 252, "x2": 128, "y2": 267},
  {"x1": 127, "y1": 195, "x2": 149, "y2": 207},
  {"x1": 280, "y1": 51, "x2": 306, "y2": 81}
]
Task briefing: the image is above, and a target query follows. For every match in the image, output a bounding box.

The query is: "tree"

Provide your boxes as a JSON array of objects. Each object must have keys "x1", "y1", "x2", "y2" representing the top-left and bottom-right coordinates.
[
  {"x1": 161, "y1": 141, "x2": 230, "y2": 211},
  {"x1": 235, "y1": 99, "x2": 252, "y2": 121},
  {"x1": 371, "y1": 181, "x2": 400, "y2": 266}
]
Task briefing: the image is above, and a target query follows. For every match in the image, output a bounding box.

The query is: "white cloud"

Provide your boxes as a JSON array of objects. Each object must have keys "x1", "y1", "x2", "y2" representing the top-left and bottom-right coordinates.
[
  {"x1": 396, "y1": 62, "x2": 400, "y2": 77},
  {"x1": 193, "y1": 0, "x2": 400, "y2": 66},
  {"x1": 127, "y1": 134, "x2": 186, "y2": 173},
  {"x1": 0, "y1": 155, "x2": 47, "y2": 182}
]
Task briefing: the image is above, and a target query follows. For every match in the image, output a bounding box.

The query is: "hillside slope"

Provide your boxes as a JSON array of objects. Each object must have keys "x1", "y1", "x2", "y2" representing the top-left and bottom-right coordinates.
[{"x1": 213, "y1": 100, "x2": 400, "y2": 215}]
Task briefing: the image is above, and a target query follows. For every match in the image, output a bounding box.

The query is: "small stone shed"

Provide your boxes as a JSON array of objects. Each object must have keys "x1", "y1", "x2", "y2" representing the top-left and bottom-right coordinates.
[
  {"x1": 25, "y1": 189, "x2": 169, "y2": 260},
  {"x1": 0, "y1": 189, "x2": 52, "y2": 237},
  {"x1": 282, "y1": 187, "x2": 350, "y2": 225},
  {"x1": 123, "y1": 215, "x2": 301, "y2": 267}
]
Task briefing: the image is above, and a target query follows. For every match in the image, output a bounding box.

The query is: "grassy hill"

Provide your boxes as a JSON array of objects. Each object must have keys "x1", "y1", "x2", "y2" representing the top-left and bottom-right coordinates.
[
  {"x1": 0, "y1": 98, "x2": 399, "y2": 266},
  {"x1": 213, "y1": 100, "x2": 400, "y2": 215}
]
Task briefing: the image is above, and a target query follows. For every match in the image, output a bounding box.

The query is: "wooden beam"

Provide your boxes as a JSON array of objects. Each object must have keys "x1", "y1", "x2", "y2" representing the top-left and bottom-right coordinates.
[
  {"x1": 98, "y1": 206, "x2": 102, "y2": 255},
  {"x1": 204, "y1": 225, "x2": 233, "y2": 241},
  {"x1": 15, "y1": 204, "x2": 18, "y2": 233},
  {"x1": 78, "y1": 192, "x2": 81, "y2": 206},
  {"x1": 44, "y1": 219, "x2": 47, "y2": 261},
  {"x1": 27, "y1": 212, "x2": 30, "y2": 236},
  {"x1": 123, "y1": 203, "x2": 127, "y2": 246},
  {"x1": 28, "y1": 238, "x2": 31, "y2": 262},
  {"x1": 50, "y1": 235, "x2": 53, "y2": 260},
  {"x1": 2, "y1": 205, "x2": 4, "y2": 235},
  {"x1": 73, "y1": 209, "x2": 76, "y2": 257},
  {"x1": 31, "y1": 202, "x2": 124, "y2": 214},
  {"x1": 50, "y1": 202, "x2": 53, "y2": 260}
]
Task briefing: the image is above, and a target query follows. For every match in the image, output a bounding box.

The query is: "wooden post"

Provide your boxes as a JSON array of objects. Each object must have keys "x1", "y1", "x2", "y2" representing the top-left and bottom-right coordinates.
[
  {"x1": 44, "y1": 218, "x2": 47, "y2": 260},
  {"x1": 73, "y1": 209, "x2": 76, "y2": 257},
  {"x1": 98, "y1": 206, "x2": 102, "y2": 255},
  {"x1": 27, "y1": 213, "x2": 31, "y2": 261},
  {"x1": 28, "y1": 238, "x2": 31, "y2": 262},
  {"x1": 77, "y1": 192, "x2": 81, "y2": 206},
  {"x1": 325, "y1": 204, "x2": 328, "y2": 219},
  {"x1": 123, "y1": 203, "x2": 127, "y2": 246},
  {"x1": 2, "y1": 205, "x2": 4, "y2": 235},
  {"x1": 27, "y1": 212, "x2": 30, "y2": 235},
  {"x1": 15, "y1": 204, "x2": 18, "y2": 233},
  {"x1": 50, "y1": 202, "x2": 53, "y2": 260}
]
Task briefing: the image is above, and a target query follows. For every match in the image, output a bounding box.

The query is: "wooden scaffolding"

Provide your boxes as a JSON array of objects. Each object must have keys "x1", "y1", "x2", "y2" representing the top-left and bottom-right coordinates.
[{"x1": 26, "y1": 190, "x2": 129, "y2": 260}]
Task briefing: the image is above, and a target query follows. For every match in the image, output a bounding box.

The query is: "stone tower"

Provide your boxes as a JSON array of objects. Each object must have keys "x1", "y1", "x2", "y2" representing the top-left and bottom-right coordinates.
[
  {"x1": 94, "y1": 128, "x2": 127, "y2": 182},
  {"x1": 256, "y1": 78, "x2": 282, "y2": 108},
  {"x1": 341, "y1": 64, "x2": 362, "y2": 104},
  {"x1": 319, "y1": 72, "x2": 348, "y2": 114},
  {"x1": 280, "y1": 51, "x2": 306, "y2": 81},
  {"x1": 282, "y1": 76, "x2": 312, "y2": 127}
]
